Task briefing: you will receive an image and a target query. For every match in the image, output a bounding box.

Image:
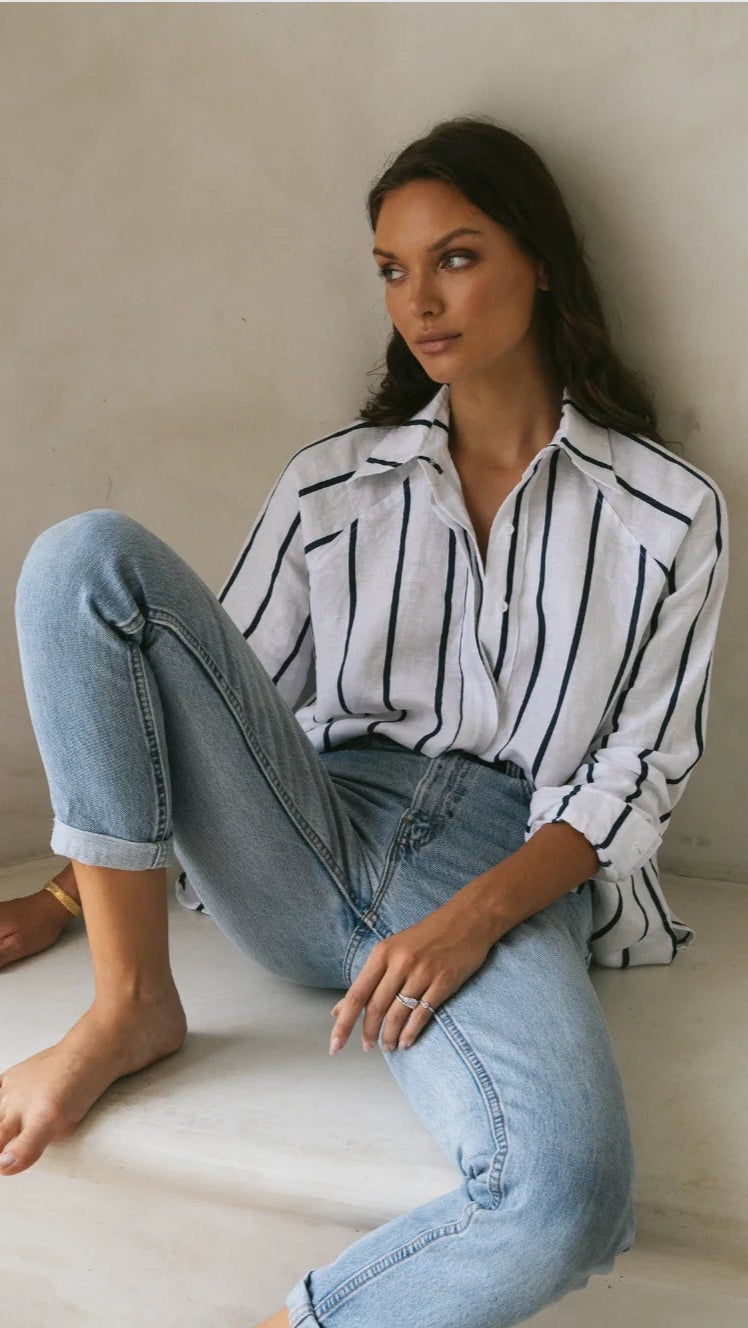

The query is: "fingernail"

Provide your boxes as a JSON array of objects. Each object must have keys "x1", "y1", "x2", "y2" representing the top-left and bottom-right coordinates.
[
  {"x1": 362, "y1": 1039, "x2": 374, "y2": 1052},
  {"x1": 0, "y1": 1153, "x2": 16, "y2": 1168},
  {"x1": 329, "y1": 1037, "x2": 343, "y2": 1056}
]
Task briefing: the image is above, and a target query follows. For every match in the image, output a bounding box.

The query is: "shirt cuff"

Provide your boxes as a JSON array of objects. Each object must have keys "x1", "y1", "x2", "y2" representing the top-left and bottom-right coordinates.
[
  {"x1": 174, "y1": 871, "x2": 209, "y2": 913},
  {"x1": 524, "y1": 784, "x2": 663, "y2": 881}
]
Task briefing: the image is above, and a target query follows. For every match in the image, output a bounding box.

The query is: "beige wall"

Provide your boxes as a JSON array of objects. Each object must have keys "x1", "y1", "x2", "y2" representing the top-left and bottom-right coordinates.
[{"x1": 2, "y1": 3, "x2": 745, "y2": 881}]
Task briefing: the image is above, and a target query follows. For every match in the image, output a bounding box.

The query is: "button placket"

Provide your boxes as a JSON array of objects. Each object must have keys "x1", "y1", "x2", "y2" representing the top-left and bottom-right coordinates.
[
  {"x1": 473, "y1": 513, "x2": 521, "y2": 685},
  {"x1": 496, "y1": 544, "x2": 524, "y2": 695}
]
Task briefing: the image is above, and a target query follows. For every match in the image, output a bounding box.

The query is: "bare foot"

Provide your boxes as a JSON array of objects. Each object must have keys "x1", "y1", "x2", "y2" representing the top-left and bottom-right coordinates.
[
  {"x1": 0, "y1": 986, "x2": 187, "y2": 1175},
  {"x1": 0, "y1": 885, "x2": 77, "y2": 970}
]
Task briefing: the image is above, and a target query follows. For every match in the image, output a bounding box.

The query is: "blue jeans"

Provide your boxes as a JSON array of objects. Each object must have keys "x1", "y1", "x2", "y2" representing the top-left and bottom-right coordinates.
[{"x1": 15, "y1": 509, "x2": 636, "y2": 1327}]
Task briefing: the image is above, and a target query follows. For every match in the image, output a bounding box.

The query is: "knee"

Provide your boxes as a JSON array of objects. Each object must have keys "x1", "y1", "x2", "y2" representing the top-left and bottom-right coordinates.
[
  {"x1": 556, "y1": 1176, "x2": 636, "y2": 1273},
  {"x1": 17, "y1": 509, "x2": 144, "y2": 602},
  {"x1": 21, "y1": 509, "x2": 136, "y2": 564},
  {"x1": 464, "y1": 1172, "x2": 635, "y2": 1328},
  {"x1": 528, "y1": 1147, "x2": 637, "y2": 1283},
  {"x1": 476, "y1": 1137, "x2": 635, "y2": 1290}
]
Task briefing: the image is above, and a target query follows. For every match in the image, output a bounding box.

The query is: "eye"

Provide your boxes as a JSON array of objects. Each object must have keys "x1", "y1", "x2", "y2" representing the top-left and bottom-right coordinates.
[
  {"x1": 442, "y1": 250, "x2": 475, "y2": 270},
  {"x1": 375, "y1": 249, "x2": 476, "y2": 283}
]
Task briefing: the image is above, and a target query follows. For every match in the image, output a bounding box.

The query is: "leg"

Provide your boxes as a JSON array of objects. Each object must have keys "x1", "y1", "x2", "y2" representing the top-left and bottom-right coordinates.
[
  {"x1": 6, "y1": 510, "x2": 425, "y2": 1174},
  {"x1": 284, "y1": 755, "x2": 636, "y2": 1327},
  {"x1": 0, "y1": 862, "x2": 187, "y2": 1175}
]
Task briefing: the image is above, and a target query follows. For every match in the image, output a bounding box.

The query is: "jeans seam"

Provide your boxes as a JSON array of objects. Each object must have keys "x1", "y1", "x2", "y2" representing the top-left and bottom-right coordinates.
[
  {"x1": 127, "y1": 631, "x2": 171, "y2": 844},
  {"x1": 435, "y1": 1006, "x2": 509, "y2": 1209},
  {"x1": 313, "y1": 1200, "x2": 479, "y2": 1319},
  {"x1": 341, "y1": 762, "x2": 486, "y2": 985},
  {"x1": 352, "y1": 757, "x2": 444, "y2": 928},
  {"x1": 342, "y1": 854, "x2": 399, "y2": 986},
  {"x1": 120, "y1": 604, "x2": 366, "y2": 922},
  {"x1": 309, "y1": 1003, "x2": 510, "y2": 1317},
  {"x1": 341, "y1": 873, "x2": 405, "y2": 981}
]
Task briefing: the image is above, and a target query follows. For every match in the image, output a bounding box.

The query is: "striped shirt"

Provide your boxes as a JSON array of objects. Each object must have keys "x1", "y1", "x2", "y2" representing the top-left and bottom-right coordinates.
[{"x1": 176, "y1": 382, "x2": 729, "y2": 968}]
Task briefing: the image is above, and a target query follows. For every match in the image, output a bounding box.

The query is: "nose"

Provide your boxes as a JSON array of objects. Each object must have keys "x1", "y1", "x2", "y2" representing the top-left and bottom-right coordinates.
[{"x1": 407, "y1": 272, "x2": 445, "y2": 321}]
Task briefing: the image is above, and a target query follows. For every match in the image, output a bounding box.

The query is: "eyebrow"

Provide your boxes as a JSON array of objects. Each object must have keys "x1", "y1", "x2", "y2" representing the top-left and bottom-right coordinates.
[{"x1": 372, "y1": 227, "x2": 485, "y2": 260}]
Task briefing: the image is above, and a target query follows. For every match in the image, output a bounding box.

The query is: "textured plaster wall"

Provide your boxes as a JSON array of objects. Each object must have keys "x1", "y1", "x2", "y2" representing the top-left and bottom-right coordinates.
[{"x1": 1, "y1": 3, "x2": 744, "y2": 880}]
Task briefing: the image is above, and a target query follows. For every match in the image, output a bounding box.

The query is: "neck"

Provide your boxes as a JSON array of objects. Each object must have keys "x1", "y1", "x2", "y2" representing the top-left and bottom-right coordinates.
[{"x1": 447, "y1": 360, "x2": 564, "y2": 472}]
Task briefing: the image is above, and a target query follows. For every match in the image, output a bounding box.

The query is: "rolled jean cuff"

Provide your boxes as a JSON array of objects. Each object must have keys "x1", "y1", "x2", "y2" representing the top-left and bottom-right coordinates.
[
  {"x1": 50, "y1": 817, "x2": 173, "y2": 870},
  {"x1": 285, "y1": 1275, "x2": 321, "y2": 1327}
]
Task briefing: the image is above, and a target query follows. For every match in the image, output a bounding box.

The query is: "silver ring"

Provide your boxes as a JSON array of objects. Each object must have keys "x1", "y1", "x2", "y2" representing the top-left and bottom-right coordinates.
[{"x1": 396, "y1": 991, "x2": 437, "y2": 1014}]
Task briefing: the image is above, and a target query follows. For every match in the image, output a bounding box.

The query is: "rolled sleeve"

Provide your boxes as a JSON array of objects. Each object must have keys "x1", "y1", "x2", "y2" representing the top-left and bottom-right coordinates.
[
  {"x1": 526, "y1": 781, "x2": 662, "y2": 881},
  {"x1": 525, "y1": 479, "x2": 729, "y2": 882}
]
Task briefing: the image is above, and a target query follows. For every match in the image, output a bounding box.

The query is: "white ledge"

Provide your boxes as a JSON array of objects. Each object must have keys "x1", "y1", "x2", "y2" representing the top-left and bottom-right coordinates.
[{"x1": 1, "y1": 857, "x2": 746, "y2": 1325}]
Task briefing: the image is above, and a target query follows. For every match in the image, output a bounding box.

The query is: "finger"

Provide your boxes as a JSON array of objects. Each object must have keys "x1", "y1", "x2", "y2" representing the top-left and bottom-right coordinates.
[
  {"x1": 329, "y1": 948, "x2": 388, "y2": 1054},
  {"x1": 358, "y1": 954, "x2": 421, "y2": 1050},
  {"x1": 362, "y1": 963, "x2": 429, "y2": 1050},
  {"x1": 385, "y1": 983, "x2": 442, "y2": 1052}
]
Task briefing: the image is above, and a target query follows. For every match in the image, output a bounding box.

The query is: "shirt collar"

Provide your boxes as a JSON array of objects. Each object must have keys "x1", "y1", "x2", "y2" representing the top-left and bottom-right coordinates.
[{"x1": 348, "y1": 382, "x2": 617, "y2": 491}]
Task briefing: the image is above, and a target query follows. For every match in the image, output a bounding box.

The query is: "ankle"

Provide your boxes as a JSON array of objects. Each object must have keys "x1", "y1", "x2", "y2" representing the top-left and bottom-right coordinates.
[
  {"x1": 53, "y1": 861, "x2": 80, "y2": 903},
  {"x1": 36, "y1": 866, "x2": 80, "y2": 926},
  {"x1": 93, "y1": 973, "x2": 182, "y2": 1010},
  {"x1": 34, "y1": 884, "x2": 78, "y2": 929}
]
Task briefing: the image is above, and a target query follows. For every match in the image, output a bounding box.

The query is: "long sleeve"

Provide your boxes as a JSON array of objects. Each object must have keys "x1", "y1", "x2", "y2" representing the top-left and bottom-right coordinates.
[
  {"x1": 216, "y1": 455, "x2": 315, "y2": 714},
  {"x1": 524, "y1": 480, "x2": 729, "y2": 881}
]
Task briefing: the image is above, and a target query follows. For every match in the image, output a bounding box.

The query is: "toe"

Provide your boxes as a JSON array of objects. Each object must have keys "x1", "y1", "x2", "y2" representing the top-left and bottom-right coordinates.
[
  {"x1": 0, "y1": 1120, "x2": 21, "y2": 1172},
  {"x1": 0, "y1": 1111, "x2": 20, "y2": 1154},
  {"x1": 0, "y1": 1115, "x2": 54, "y2": 1175},
  {"x1": 0, "y1": 1148, "x2": 18, "y2": 1174}
]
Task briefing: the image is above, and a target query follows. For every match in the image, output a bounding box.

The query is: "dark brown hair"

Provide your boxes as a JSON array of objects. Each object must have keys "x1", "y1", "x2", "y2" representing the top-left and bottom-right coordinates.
[{"x1": 358, "y1": 115, "x2": 682, "y2": 454}]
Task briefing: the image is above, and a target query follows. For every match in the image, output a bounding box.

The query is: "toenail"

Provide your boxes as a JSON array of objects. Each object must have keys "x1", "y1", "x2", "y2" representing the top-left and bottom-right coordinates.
[{"x1": 0, "y1": 1153, "x2": 17, "y2": 1167}]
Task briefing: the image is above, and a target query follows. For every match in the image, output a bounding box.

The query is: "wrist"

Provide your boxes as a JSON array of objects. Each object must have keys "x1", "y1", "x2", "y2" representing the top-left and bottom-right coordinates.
[
  {"x1": 451, "y1": 871, "x2": 510, "y2": 947},
  {"x1": 463, "y1": 824, "x2": 600, "y2": 946}
]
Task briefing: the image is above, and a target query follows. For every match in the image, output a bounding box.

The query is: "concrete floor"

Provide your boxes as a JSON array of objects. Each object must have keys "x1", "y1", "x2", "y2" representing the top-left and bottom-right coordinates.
[{"x1": 1, "y1": 854, "x2": 746, "y2": 1327}]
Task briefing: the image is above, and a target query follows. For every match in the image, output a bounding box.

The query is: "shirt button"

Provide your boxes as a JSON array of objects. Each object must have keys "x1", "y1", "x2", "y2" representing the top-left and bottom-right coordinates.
[
  {"x1": 507, "y1": 525, "x2": 515, "y2": 535},
  {"x1": 501, "y1": 601, "x2": 509, "y2": 612}
]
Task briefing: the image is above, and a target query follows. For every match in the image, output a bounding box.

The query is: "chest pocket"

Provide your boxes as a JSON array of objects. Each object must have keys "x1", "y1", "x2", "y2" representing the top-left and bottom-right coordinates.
[{"x1": 303, "y1": 480, "x2": 409, "y2": 579}]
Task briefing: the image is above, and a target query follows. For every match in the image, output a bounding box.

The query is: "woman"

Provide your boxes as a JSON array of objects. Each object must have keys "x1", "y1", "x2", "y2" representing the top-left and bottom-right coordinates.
[{"x1": 2, "y1": 116, "x2": 729, "y2": 1328}]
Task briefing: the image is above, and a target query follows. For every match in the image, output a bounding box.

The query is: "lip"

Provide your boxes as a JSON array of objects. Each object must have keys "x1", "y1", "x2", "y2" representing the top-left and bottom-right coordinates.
[{"x1": 414, "y1": 333, "x2": 461, "y2": 352}]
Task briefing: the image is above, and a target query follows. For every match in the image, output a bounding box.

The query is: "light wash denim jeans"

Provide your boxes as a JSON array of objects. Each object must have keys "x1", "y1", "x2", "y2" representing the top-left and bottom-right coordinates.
[{"x1": 15, "y1": 509, "x2": 636, "y2": 1328}]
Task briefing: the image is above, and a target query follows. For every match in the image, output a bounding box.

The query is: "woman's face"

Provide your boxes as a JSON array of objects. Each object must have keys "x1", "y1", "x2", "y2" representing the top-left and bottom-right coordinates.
[{"x1": 372, "y1": 178, "x2": 548, "y2": 385}]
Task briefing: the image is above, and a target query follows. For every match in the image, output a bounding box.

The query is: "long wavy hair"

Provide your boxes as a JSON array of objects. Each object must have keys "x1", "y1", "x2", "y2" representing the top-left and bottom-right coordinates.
[{"x1": 358, "y1": 115, "x2": 682, "y2": 455}]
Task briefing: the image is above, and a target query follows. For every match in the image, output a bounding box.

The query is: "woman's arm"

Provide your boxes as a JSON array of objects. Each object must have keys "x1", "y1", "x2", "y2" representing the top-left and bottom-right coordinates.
[
  {"x1": 455, "y1": 478, "x2": 729, "y2": 947},
  {"x1": 450, "y1": 821, "x2": 599, "y2": 945},
  {"x1": 522, "y1": 479, "x2": 730, "y2": 884}
]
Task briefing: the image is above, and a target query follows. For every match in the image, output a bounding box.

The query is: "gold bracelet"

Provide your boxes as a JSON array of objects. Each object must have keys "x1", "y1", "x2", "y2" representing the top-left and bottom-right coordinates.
[{"x1": 43, "y1": 877, "x2": 82, "y2": 918}]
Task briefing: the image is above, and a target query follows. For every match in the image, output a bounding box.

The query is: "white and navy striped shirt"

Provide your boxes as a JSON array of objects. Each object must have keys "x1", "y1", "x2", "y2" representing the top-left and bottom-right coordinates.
[{"x1": 176, "y1": 382, "x2": 729, "y2": 969}]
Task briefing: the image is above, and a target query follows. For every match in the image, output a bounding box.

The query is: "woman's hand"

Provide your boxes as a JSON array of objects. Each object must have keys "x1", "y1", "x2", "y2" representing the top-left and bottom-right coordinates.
[{"x1": 328, "y1": 889, "x2": 494, "y2": 1056}]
